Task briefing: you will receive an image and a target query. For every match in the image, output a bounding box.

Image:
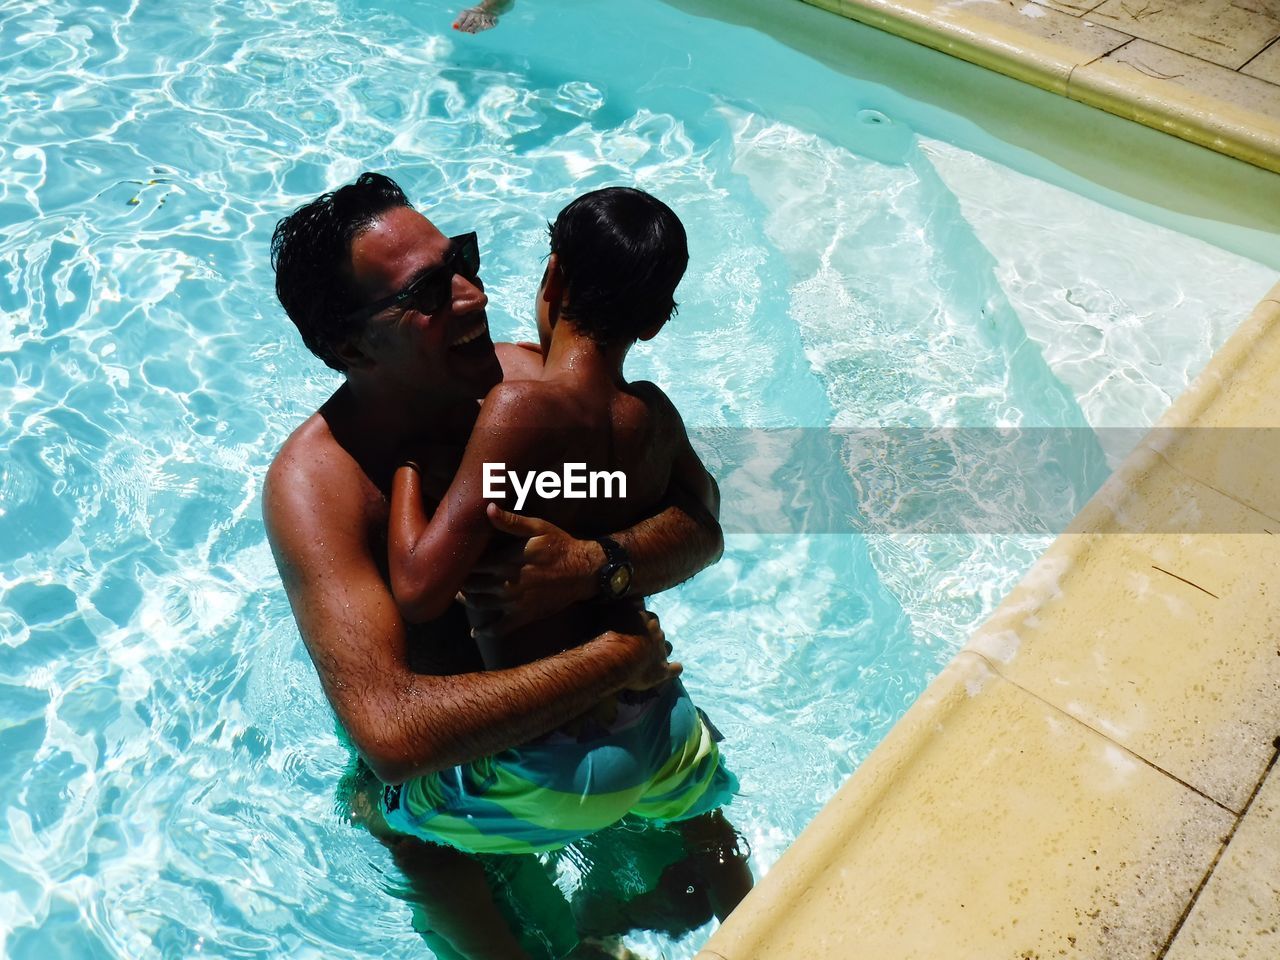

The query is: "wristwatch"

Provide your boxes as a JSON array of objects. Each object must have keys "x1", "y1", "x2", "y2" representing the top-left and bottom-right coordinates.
[{"x1": 595, "y1": 536, "x2": 634, "y2": 600}]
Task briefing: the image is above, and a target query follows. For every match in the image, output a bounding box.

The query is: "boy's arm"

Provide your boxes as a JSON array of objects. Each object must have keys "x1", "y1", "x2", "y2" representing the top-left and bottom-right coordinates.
[
  {"x1": 389, "y1": 382, "x2": 548, "y2": 623},
  {"x1": 264, "y1": 451, "x2": 677, "y2": 785},
  {"x1": 464, "y1": 383, "x2": 722, "y2": 639}
]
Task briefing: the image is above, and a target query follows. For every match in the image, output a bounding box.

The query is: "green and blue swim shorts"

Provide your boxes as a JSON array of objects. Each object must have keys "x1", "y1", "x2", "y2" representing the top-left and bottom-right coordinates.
[{"x1": 380, "y1": 680, "x2": 737, "y2": 855}]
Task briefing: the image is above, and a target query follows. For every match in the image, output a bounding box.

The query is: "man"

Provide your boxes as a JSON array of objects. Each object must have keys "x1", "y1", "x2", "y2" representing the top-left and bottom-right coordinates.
[{"x1": 263, "y1": 173, "x2": 732, "y2": 957}]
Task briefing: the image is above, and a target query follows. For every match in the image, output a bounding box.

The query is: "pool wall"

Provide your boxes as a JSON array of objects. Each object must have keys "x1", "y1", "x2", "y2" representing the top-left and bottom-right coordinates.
[
  {"x1": 696, "y1": 281, "x2": 1280, "y2": 957},
  {"x1": 665, "y1": 0, "x2": 1280, "y2": 267},
  {"x1": 797, "y1": 0, "x2": 1280, "y2": 174}
]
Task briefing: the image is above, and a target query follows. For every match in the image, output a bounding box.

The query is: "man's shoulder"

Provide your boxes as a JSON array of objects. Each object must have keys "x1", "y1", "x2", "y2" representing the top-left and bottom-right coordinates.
[
  {"x1": 266, "y1": 413, "x2": 339, "y2": 489},
  {"x1": 263, "y1": 413, "x2": 370, "y2": 539},
  {"x1": 495, "y1": 340, "x2": 544, "y2": 381}
]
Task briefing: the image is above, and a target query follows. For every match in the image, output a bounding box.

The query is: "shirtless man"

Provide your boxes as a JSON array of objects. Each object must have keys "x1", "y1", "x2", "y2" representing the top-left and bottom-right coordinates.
[{"x1": 264, "y1": 174, "x2": 734, "y2": 957}]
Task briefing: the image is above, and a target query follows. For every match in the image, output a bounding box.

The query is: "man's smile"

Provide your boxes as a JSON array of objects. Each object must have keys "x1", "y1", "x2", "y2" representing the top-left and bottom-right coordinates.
[{"x1": 450, "y1": 316, "x2": 490, "y2": 349}]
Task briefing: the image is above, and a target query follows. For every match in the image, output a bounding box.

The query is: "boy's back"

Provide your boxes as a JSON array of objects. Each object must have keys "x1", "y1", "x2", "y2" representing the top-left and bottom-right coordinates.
[
  {"x1": 469, "y1": 370, "x2": 697, "y2": 668},
  {"x1": 388, "y1": 186, "x2": 709, "y2": 671},
  {"x1": 481, "y1": 376, "x2": 680, "y2": 537}
]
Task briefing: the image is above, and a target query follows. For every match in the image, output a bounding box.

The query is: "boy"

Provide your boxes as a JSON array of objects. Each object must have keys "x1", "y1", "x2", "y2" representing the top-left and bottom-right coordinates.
[{"x1": 383, "y1": 187, "x2": 750, "y2": 913}]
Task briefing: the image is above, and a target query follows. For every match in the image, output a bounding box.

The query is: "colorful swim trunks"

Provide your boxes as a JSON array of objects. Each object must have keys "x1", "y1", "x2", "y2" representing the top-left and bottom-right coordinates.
[{"x1": 380, "y1": 680, "x2": 737, "y2": 854}]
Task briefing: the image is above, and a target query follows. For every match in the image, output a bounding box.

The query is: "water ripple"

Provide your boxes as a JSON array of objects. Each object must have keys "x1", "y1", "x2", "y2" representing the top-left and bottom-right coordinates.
[{"x1": 0, "y1": 0, "x2": 1273, "y2": 956}]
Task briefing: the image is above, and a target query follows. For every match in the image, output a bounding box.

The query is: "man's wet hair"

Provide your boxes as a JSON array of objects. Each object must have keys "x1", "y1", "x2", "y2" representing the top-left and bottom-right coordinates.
[
  {"x1": 548, "y1": 187, "x2": 688, "y2": 346},
  {"x1": 271, "y1": 172, "x2": 411, "y2": 372}
]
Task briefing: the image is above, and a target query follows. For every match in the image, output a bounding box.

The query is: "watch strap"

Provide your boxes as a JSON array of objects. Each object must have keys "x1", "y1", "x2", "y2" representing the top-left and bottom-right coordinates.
[
  {"x1": 596, "y1": 536, "x2": 628, "y2": 567},
  {"x1": 595, "y1": 536, "x2": 633, "y2": 599}
]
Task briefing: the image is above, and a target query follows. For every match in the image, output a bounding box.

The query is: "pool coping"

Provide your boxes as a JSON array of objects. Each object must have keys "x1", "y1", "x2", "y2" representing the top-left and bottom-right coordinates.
[
  {"x1": 695, "y1": 280, "x2": 1280, "y2": 957},
  {"x1": 797, "y1": 0, "x2": 1280, "y2": 173}
]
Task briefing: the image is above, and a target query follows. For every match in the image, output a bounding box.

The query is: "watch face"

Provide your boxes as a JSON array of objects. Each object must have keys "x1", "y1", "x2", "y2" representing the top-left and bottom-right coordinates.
[{"x1": 609, "y1": 566, "x2": 632, "y2": 597}]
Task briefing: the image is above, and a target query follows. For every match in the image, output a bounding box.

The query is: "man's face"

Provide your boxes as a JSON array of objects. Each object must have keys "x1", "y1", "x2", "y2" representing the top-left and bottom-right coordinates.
[{"x1": 347, "y1": 206, "x2": 501, "y2": 398}]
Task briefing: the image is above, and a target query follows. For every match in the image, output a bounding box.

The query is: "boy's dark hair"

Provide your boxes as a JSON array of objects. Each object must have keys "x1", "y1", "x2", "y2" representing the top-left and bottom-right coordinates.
[
  {"x1": 270, "y1": 172, "x2": 411, "y2": 371},
  {"x1": 548, "y1": 187, "x2": 688, "y2": 346}
]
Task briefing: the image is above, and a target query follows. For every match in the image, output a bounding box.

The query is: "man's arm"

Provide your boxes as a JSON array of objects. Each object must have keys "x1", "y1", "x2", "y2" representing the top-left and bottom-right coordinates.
[
  {"x1": 263, "y1": 453, "x2": 676, "y2": 785},
  {"x1": 608, "y1": 436, "x2": 723, "y2": 596}
]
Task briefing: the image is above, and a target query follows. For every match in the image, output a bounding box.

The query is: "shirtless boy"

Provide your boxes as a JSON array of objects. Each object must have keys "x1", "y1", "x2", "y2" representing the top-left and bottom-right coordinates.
[{"x1": 381, "y1": 188, "x2": 744, "y2": 861}]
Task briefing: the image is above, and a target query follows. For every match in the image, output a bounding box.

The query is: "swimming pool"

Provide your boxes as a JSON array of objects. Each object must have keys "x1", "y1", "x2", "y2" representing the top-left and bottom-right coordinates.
[{"x1": 1, "y1": 0, "x2": 1275, "y2": 955}]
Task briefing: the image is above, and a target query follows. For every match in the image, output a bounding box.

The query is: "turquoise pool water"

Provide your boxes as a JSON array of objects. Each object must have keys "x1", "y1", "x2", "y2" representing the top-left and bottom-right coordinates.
[{"x1": 1, "y1": 0, "x2": 1275, "y2": 955}]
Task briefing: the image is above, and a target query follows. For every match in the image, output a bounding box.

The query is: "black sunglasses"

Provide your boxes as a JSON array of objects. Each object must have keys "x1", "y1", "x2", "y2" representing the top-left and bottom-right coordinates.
[{"x1": 346, "y1": 232, "x2": 481, "y2": 324}]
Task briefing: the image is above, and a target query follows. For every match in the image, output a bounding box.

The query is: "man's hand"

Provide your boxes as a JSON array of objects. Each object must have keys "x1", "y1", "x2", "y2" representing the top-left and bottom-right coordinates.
[
  {"x1": 619, "y1": 611, "x2": 681, "y2": 692},
  {"x1": 461, "y1": 504, "x2": 600, "y2": 641}
]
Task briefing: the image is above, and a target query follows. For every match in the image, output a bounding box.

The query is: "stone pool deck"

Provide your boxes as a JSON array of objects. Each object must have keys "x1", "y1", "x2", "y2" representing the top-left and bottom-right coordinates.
[
  {"x1": 696, "y1": 282, "x2": 1280, "y2": 957},
  {"x1": 799, "y1": 0, "x2": 1280, "y2": 172}
]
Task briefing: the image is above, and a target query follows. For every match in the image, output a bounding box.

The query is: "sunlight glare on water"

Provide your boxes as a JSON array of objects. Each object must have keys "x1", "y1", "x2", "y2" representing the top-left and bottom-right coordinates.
[{"x1": 0, "y1": 0, "x2": 1274, "y2": 955}]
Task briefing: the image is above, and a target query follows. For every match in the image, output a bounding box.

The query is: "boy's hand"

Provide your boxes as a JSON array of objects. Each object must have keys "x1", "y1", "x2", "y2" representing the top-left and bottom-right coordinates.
[{"x1": 461, "y1": 504, "x2": 601, "y2": 640}]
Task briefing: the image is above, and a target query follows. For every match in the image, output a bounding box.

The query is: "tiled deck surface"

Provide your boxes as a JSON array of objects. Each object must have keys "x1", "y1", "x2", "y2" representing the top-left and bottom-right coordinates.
[
  {"x1": 697, "y1": 286, "x2": 1280, "y2": 957},
  {"x1": 800, "y1": 0, "x2": 1280, "y2": 171}
]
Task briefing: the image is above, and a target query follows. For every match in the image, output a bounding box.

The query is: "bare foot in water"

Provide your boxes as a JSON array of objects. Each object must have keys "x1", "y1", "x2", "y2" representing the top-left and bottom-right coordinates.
[{"x1": 453, "y1": 0, "x2": 513, "y2": 33}]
